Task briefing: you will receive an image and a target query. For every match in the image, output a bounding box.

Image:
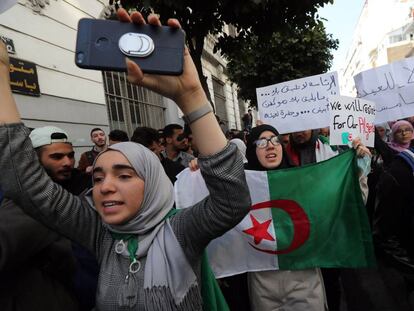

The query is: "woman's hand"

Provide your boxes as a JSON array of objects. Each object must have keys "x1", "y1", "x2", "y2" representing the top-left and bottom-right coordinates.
[
  {"x1": 116, "y1": 8, "x2": 227, "y2": 155},
  {"x1": 0, "y1": 41, "x2": 10, "y2": 76},
  {"x1": 352, "y1": 138, "x2": 372, "y2": 158},
  {"x1": 189, "y1": 158, "x2": 199, "y2": 172},
  {"x1": 117, "y1": 9, "x2": 206, "y2": 113},
  {"x1": 0, "y1": 41, "x2": 20, "y2": 124}
]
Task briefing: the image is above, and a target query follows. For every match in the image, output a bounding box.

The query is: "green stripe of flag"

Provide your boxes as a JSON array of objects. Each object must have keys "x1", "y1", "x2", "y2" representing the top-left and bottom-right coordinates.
[{"x1": 266, "y1": 149, "x2": 375, "y2": 270}]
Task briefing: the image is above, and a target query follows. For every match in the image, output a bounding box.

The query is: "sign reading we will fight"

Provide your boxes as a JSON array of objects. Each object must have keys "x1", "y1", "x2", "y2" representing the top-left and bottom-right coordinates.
[
  {"x1": 329, "y1": 96, "x2": 376, "y2": 147},
  {"x1": 256, "y1": 72, "x2": 339, "y2": 134}
]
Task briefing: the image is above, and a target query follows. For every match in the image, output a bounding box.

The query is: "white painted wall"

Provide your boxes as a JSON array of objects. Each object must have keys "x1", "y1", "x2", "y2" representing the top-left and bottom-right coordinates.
[
  {"x1": 201, "y1": 34, "x2": 244, "y2": 131},
  {"x1": 0, "y1": 0, "x2": 109, "y2": 161}
]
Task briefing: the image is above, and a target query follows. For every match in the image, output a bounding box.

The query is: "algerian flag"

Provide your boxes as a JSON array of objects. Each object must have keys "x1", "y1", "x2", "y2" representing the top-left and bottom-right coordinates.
[
  {"x1": 0, "y1": 0, "x2": 17, "y2": 14},
  {"x1": 174, "y1": 149, "x2": 375, "y2": 278}
]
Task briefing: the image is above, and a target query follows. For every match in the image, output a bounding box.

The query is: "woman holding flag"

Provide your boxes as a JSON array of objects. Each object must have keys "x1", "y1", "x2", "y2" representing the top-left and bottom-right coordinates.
[{"x1": 244, "y1": 124, "x2": 371, "y2": 311}]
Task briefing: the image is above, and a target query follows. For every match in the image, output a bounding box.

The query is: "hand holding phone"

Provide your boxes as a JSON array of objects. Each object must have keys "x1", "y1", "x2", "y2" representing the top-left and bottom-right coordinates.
[
  {"x1": 75, "y1": 18, "x2": 185, "y2": 75},
  {"x1": 113, "y1": 9, "x2": 206, "y2": 111},
  {"x1": 110, "y1": 10, "x2": 227, "y2": 159}
]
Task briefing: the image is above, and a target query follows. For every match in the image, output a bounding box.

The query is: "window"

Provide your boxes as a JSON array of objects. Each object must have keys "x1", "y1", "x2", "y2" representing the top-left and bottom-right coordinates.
[
  {"x1": 212, "y1": 78, "x2": 228, "y2": 125},
  {"x1": 238, "y1": 98, "x2": 246, "y2": 126},
  {"x1": 389, "y1": 34, "x2": 404, "y2": 44},
  {"x1": 103, "y1": 72, "x2": 166, "y2": 136}
]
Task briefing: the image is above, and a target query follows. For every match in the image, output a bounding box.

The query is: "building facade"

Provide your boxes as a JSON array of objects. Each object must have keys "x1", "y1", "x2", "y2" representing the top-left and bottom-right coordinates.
[
  {"x1": 0, "y1": 0, "x2": 247, "y2": 161},
  {"x1": 341, "y1": 0, "x2": 414, "y2": 96}
]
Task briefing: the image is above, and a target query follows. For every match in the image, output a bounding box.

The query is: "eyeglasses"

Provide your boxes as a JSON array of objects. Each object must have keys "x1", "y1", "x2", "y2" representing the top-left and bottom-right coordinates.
[
  {"x1": 395, "y1": 128, "x2": 413, "y2": 135},
  {"x1": 254, "y1": 136, "x2": 280, "y2": 149},
  {"x1": 176, "y1": 133, "x2": 187, "y2": 142}
]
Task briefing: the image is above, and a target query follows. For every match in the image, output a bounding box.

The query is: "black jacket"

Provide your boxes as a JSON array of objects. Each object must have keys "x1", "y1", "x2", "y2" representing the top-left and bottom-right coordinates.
[
  {"x1": 160, "y1": 154, "x2": 185, "y2": 184},
  {"x1": 374, "y1": 154, "x2": 414, "y2": 274},
  {"x1": 0, "y1": 198, "x2": 79, "y2": 311},
  {"x1": 0, "y1": 169, "x2": 94, "y2": 311}
]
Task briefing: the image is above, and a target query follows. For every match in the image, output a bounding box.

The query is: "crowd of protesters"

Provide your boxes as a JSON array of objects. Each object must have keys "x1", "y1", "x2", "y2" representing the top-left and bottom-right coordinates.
[{"x1": 0, "y1": 8, "x2": 413, "y2": 311}]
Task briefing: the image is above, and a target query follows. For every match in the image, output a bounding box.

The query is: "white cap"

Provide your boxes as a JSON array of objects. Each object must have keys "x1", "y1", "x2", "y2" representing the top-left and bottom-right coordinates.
[{"x1": 29, "y1": 126, "x2": 71, "y2": 148}]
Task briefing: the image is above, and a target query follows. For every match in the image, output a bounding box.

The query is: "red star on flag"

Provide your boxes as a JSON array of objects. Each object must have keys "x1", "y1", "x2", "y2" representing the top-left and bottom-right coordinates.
[{"x1": 243, "y1": 214, "x2": 275, "y2": 245}]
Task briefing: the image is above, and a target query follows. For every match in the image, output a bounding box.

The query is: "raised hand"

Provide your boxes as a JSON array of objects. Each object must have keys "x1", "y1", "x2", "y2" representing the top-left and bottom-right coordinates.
[
  {"x1": 116, "y1": 8, "x2": 226, "y2": 156},
  {"x1": 352, "y1": 138, "x2": 372, "y2": 158},
  {"x1": 0, "y1": 40, "x2": 21, "y2": 124},
  {"x1": 0, "y1": 41, "x2": 10, "y2": 75},
  {"x1": 117, "y1": 9, "x2": 205, "y2": 113}
]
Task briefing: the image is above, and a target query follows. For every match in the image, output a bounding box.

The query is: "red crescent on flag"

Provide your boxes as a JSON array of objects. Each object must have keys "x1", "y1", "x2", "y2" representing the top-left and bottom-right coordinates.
[{"x1": 248, "y1": 199, "x2": 310, "y2": 255}]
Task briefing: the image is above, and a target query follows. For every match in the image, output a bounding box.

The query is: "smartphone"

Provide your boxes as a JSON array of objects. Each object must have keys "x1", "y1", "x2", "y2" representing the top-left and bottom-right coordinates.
[{"x1": 75, "y1": 18, "x2": 185, "y2": 75}]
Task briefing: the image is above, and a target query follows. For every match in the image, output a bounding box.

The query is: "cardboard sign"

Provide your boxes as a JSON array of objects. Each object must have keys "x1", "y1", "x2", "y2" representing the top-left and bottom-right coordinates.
[
  {"x1": 354, "y1": 57, "x2": 414, "y2": 124},
  {"x1": 256, "y1": 72, "x2": 339, "y2": 134},
  {"x1": 329, "y1": 96, "x2": 376, "y2": 147}
]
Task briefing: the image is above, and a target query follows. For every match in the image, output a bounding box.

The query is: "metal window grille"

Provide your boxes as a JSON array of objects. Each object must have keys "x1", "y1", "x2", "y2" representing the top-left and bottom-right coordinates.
[
  {"x1": 102, "y1": 71, "x2": 166, "y2": 136},
  {"x1": 212, "y1": 77, "x2": 228, "y2": 124}
]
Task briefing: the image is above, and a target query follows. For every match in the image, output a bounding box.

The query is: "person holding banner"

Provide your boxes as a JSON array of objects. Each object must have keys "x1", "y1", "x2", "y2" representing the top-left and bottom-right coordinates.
[
  {"x1": 0, "y1": 9, "x2": 251, "y2": 311},
  {"x1": 244, "y1": 124, "x2": 326, "y2": 311},
  {"x1": 245, "y1": 125, "x2": 371, "y2": 311}
]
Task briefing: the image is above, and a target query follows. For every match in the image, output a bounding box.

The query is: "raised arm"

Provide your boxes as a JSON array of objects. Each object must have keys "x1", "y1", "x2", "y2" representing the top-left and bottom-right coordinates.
[
  {"x1": 0, "y1": 42, "x2": 20, "y2": 124},
  {"x1": 117, "y1": 9, "x2": 250, "y2": 254},
  {"x1": 117, "y1": 9, "x2": 227, "y2": 156},
  {"x1": 173, "y1": 143, "x2": 250, "y2": 256},
  {"x1": 0, "y1": 42, "x2": 103, "y2": 254}
]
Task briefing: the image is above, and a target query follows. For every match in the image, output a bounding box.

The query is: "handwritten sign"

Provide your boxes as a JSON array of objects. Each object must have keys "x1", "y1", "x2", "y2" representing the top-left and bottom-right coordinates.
[
  {"x1": 329, "y1": 96, "x2": 376, "y2": 147},
  {"x1": 354, "y1": 57, "x2": 414, "y2": 124},
  {"x1": 256, "y1": 72, "x2": 339, "y2": 134},
  {"x1": 9, "y1": 57, "x2": 40, "y2": 97}
]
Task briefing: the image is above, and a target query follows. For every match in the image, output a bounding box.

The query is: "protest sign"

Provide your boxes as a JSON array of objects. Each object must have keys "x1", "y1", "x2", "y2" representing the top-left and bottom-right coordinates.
[
  {"x1": 0, "y1": 0, "x2": 17, "y2": 14},
  {"x1": 329, "y1": 96, "x2": 376, "y2": 147},
  {"x1": 256, "y1": 72, "x2": 339, "y2": 134},
  {"x1": 354, "y1": 57, "x2": 414, "y2": 124}
]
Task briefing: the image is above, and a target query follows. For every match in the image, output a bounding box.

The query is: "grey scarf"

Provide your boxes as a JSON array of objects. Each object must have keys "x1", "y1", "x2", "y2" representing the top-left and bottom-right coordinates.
[{"x1": 88, "y1": 142, "x2": 200, "y2": 309}]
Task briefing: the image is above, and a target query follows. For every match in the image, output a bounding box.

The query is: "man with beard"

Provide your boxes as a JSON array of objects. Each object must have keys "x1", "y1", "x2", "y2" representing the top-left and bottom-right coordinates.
[
  {"x1": 161, "y1": 123, "x2": 194, "y2": 167},
  {"x1": 78, "y1": 127, "x2": 107, "y2": 174},
  {"x1": 0, "y1": 126, "x2": 97, "y2": 311}
]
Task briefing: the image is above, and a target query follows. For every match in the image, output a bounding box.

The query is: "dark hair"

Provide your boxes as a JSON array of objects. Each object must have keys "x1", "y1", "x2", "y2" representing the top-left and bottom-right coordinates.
[
  {"x1": 227, "y1": 129, "x2": 244, "y2": 140},
  {"x1": 163, "y1": 124, "x2": 183, "y2": 138},
  {"x1": 183, "y1": 123, "x2": 192, "y2": 136},
  {"x1": 233, "y1": 131, "x2": 246, "y2": 141},
  {"x1": 35, "y1": 146, "x2": 45, "y2": 158},
  {"x1": 90, "y1": 127, "x2": 104, "y2": 137},
  {"x1": 131, "y1": 127, "x2": 160, "y2": 147},
  {"x1": 108, "y1": 129, "x2": 129, "y2": 142}
]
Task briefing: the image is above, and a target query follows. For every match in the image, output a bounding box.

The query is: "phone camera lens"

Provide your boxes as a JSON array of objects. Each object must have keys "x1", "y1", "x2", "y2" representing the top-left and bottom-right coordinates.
[
  {"x1": 76, "y1": 52, "x2": 84, "y2": 63},
  {"x1": 96, "y1": 37, "x2": 109, "y2": 49}
]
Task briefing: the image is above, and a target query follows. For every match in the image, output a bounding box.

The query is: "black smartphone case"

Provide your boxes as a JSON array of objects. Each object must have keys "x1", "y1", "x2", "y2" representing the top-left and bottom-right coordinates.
[{"x1": 75, "y1": 18, "x2": 185, "y2": 75}]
